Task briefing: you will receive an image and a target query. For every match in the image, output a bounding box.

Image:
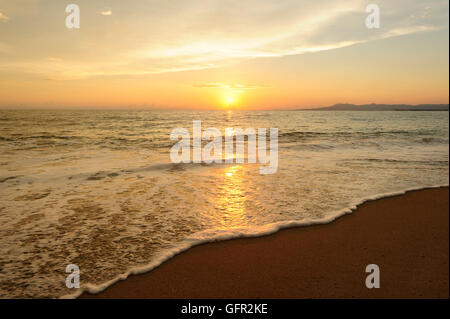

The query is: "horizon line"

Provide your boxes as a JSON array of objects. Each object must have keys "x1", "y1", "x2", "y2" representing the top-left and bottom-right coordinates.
[{"x1": 0, "y1": 102, "x2": 449, "y2": 111}]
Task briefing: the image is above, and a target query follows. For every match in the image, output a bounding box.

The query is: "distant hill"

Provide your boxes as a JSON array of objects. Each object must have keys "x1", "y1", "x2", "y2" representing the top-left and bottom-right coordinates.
[{"x1": 304, "y1": 103, "x2": 449, "y2": 111}]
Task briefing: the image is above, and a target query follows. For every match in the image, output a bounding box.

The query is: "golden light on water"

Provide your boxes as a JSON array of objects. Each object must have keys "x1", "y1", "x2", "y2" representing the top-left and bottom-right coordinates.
[{"x1": 213, "y1": 165, "x2": 249, "y2": 228}]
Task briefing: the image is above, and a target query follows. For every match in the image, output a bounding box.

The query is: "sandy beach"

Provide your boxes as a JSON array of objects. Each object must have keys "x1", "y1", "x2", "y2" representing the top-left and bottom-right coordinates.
[{"x1": 81, "y1": 187, "x2": 449, "y2": 299}]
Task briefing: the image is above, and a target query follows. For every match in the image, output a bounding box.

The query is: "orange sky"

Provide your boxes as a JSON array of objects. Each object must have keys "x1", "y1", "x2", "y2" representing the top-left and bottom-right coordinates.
[{"x1": 0, "y1": 0, "x2": 448, "y2": 109}]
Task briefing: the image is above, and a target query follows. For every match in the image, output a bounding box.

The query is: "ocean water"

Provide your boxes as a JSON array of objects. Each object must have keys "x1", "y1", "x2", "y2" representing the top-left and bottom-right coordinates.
[{"x1": 0, "y1": 109, "x2": 448, "y2": 298}]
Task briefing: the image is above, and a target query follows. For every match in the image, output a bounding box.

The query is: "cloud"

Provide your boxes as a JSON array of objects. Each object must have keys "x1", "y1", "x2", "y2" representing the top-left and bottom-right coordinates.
[
  {"x1": 0, "y1": 12, "x2": 9, "y2": 23},
  {"x1": 100, "y1": 10, "x2": 112, "y2": 16},
  {"x1": 47, "y1": 57, "x2": 63, "y2": 62},
  {"x1": 0, "y1": 0, "x2": 448, "y2": 79},
  {"x1": 193, "y1": 83, "x2": 270, "y2": 91},
  {"x1": 100, "y1": 0, "x2": 450, "y2": 76}
]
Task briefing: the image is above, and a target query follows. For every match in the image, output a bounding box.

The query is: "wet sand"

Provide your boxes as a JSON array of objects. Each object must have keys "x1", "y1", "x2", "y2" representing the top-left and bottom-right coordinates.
[{"x1": 81, "y1": 187, "x2": 449, "y2": 299}]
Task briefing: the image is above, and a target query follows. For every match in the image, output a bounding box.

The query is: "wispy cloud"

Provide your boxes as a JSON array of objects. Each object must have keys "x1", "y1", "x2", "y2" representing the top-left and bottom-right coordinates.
[
  {"x1": 100, "y1": 10, "x2": 112, "y2": 16},
  {"x1": 0, "y1": 12, "x2": 9, "y2": 23},
  {"x1": 0, "y1": 0, "x2": 448, "y2": 79},
  {"x1": 194, "y1": 83, "x2": 270, "y2": 91}
]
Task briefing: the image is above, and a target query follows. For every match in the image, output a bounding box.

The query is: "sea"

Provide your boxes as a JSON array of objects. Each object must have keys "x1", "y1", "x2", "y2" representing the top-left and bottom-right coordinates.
[{"x1": 0, "y1": 109, "x2": 448, "y2": 298}]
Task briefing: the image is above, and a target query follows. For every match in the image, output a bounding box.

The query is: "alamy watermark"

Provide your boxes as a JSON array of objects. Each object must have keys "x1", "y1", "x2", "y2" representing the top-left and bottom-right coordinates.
[
  {"x1": 365, "y1": 264, "x2": 380, "y2": 288},
  {"x1": 65, "y1": 4, "x2": 80, "y2": 29},
  {"x1": 65, "y1": 264, "x2": 80, "y2": 288},
  {"x1": 170, "y1": 120, "x2": 278, "y2": 174},
  {"x1": 365, "y1": 4, "x2": 380, "y2": 29}
]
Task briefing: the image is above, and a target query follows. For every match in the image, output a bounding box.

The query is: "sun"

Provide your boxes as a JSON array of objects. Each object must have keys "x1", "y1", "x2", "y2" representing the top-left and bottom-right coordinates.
[
  {"x1": 222, "y1": 93, "x2": 238, "y2": 108},
  {"x1": 225, "y1": 95, "x2": 235, "y2": 105},
  {"x1": 219, "y1": 88, "x2": 241, "y2": 108}
]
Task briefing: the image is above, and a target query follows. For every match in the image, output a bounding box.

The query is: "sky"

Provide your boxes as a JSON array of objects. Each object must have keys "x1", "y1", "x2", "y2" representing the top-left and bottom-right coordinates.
[{"x1": 0, "y1": 0, "x2": 448, "y2": 109}]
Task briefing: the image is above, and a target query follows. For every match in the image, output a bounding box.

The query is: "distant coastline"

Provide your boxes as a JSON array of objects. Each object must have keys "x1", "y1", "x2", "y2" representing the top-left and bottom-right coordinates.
[{"x1": 301, "y1": 103, "x2": 449, "y2": 111}]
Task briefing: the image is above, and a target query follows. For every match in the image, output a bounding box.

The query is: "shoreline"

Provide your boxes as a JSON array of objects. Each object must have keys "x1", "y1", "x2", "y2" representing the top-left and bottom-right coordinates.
[{"x1": 81, "y1": 186, "x2": 449, "y2": 299}]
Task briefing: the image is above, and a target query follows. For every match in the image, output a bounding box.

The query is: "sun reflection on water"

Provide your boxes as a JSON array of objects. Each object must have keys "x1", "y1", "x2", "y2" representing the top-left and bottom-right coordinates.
[{"x1": 213, "y1": 165, "x2": 250, "y2": 229}]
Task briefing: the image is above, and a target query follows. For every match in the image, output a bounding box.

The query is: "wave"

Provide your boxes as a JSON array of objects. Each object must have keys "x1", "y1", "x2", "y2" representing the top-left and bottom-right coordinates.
[
  {"x1": 352, "y1": 158, "x2": 449, "y2": 165},
  {"x1": 62, "y1": 183, "x2": 449, "y2": 299},
  {"x1": 278, "y1": 130, "x2": 447, "y2": 139},
  {"x1": 420, "y1": 137, "x2": 449, "y2": 144}
]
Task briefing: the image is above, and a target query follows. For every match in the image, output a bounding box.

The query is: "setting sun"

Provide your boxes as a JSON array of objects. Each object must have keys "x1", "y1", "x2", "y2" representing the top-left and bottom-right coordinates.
[
  {"x1": 225, "y1": 95, "x2": 235, "y2": 105},
  {"x1": 222, "y1": 92, "x2": 239, "y2": 108}
]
